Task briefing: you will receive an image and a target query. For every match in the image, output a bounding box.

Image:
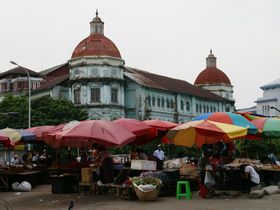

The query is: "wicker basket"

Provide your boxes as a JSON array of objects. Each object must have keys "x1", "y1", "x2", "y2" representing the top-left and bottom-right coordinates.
[{"x1": 134, "y1": 187, "x2": 159, "y2": 201}]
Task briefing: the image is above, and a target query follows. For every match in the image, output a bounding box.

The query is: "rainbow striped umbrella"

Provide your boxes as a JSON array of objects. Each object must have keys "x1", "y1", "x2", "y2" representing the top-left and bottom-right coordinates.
[
  {"x1": 193, "y1": 112, "x2": 258, "y2": 134},
  {"x1": 166, "y1": 120, "x2": 248, "y2": 148},
  {"x1": 251, "y1": 118, "x2": 280, "y2": 139}
]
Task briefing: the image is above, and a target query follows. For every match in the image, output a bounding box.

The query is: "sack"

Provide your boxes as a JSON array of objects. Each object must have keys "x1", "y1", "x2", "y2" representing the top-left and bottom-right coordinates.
[
  {"x1": 204, "y1": 171, "x2": 215, "y2": 189},
  {"x1": 12, "y1": 181, "x2": 32, "y2": 192}
]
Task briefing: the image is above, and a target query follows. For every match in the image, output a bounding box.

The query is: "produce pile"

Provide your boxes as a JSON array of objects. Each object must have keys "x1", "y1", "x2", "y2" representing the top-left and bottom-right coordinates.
[{"x1": 131, "y1": 177, "x2": 162, "y2": 192}]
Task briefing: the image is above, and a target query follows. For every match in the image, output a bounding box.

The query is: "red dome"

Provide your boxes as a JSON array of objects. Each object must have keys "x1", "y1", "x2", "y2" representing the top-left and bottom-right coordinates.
[
  {"x1": 194, "y1": 67, "x2": 231, "y2": 85},
  {"x1": 71, "y1": 34, "x2": 121, "y2": 59}
]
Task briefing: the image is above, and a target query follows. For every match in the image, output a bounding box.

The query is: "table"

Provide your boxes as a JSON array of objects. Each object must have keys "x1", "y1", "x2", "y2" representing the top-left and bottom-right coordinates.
[
  {"x1": 0, "y1": 169, "x2": 9, "y2": 191},
  {"x1": 13, "y1": 171, "x2": 42, "y2": 187},
  {"x1": 50, "y1": 174, "x2": 79, "y2": 194}
]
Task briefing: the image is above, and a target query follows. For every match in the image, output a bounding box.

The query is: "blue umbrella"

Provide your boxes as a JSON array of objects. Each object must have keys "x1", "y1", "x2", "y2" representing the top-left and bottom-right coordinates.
[{"x1": 19, "y1": 130, "x2": 36, "y2": 141}]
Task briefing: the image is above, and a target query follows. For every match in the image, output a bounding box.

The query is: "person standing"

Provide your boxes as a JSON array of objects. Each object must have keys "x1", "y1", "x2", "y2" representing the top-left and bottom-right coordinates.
[
  {"x1": 95, "y1": 145, "x2": 114, "y2": 184},
  {"x1": 153, "y1": 144, "x2": 165, "y2": 170}
]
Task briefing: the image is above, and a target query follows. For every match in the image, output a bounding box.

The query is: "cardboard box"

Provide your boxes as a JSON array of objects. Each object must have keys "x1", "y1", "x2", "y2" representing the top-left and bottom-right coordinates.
[{"x1": 131, "y1": 160, "x2": 157, "y2": 171}]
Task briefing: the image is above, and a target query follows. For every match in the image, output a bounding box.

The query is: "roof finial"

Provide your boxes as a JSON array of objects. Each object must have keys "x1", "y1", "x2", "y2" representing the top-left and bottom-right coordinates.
[
  {"x1": 96, "y1": 9, "x2": 98, "y2": 17},
  {"x1": 210, "y1": 48, "x2": 212, "y2": 54}
]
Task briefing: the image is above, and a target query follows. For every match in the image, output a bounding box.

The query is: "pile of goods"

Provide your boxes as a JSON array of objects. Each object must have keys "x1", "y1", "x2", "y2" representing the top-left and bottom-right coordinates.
[
  {"x1": 225, "y1": 158, "x2": 279, "y2": 170},
  {"x1": 179, "y1": 163, "x2": 197, "y2": 178},
  {"x1": 163, "y1": 158, "x2": 185, "y2": 169},
  {"x1": 163, "y1": 158, "x2": 197, "y2": 178}
]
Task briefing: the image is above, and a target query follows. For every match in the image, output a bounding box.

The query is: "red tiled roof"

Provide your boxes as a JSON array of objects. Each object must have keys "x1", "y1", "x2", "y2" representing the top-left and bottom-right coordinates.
[
  {"x1": 39, "y1": 63, "x2": 68, "y2": 76},
  {"x1": 0, "y1": 67, "x2": 40, "y2": 78},
  {"x1": 194, "y1": 67, "x2": 231, "y2": 85},
  {"x1": 124, "y1": 67, "x2": 231, "y2": 102},
  {"x1": 33, "y1": 74, "x2": 69, "y2": 92},
  {"x1": 71, "y1": 34, "x2": 121, "y2": 59}
]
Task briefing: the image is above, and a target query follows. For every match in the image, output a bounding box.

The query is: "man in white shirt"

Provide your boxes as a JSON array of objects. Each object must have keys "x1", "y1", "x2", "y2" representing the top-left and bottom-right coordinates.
[
  {"x1": 153, "y1": 144, "x2": 165, "y2": 170},
  {"x1": 240, "y1": 164, "x2": 260, "y2": 192}
]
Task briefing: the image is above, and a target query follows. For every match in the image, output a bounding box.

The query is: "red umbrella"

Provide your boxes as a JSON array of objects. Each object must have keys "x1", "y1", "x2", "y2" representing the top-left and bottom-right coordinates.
[
  {"x1": 113, "y1": 118, "x2": 157, "y2": 145},
  {"x1": 0, "y1": 133, "x2": 14, "y2": 147},
  {"x1": 44, "y1": 120, "x2": 136, "y2": 149},
  {"x1": 144, "y1": 119, "x2": 178, "y2": 131}
]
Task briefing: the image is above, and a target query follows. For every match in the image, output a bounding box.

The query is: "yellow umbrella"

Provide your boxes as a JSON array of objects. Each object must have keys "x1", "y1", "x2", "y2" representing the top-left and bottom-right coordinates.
[
  {"x1": 0, "y1": 128, "x2": 22, "y2": 143},
  {"x1": 166, "y1": 120, "x2": 248, "y2": 148}
]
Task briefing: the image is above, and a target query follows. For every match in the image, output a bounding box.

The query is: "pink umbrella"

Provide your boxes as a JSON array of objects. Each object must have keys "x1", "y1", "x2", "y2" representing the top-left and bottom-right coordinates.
[
  {"x1": 144, "y1": 119, "x2": 178, "y2": 131},
  {"x1": 45, "y1": 120, "x2": 136, "y2": 149},
  {"x1": 113, "y1": 118, "x2": 157, "y2": 145}
]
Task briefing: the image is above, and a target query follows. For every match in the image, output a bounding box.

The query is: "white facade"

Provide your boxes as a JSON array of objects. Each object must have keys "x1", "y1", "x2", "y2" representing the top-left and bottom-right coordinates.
[{"x1": 256, "y1": 78, "x2": 280, "y2": 116}]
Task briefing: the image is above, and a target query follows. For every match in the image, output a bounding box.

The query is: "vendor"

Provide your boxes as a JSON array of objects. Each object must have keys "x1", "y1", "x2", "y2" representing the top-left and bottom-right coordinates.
[
  {"x1": 153, "y1": 144, "x2": 165, "y2": 170},
  {"x1": 197, "y1": 150, "x2": 212, "y2": 197},
  {"x1": 11, "y1": 154, "x2": 20, "y2": 165},
  {"x1": 94, "y1": 144, "x2": 114, "y2": 184},
  {"x1": 239, "y1": 164, "x2": 260, "y2": 193},
  {"x1": 136, "y1": 148, "x2": 148, "y2": 160}
]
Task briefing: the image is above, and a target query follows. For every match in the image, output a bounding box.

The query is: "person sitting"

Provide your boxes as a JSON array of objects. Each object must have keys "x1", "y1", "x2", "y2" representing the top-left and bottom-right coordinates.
[
  {"x1": 136, "y1": 148, "x2": 148, "y2": 160},
  {"x1": 31, "y1": 151, "x2": 39, "y2": 163},
  {"x1": 11, "y1": 154, "x2": 20, "y2": 165},
  {"x1": 239, "y1": 164, "x2": 260, "y2": 193}
]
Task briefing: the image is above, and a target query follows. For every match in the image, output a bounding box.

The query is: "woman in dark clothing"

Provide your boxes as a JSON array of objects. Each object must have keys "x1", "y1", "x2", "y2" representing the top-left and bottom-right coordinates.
[{"x1": 95, "y1": 145, "x2": 114, "y2": 184}]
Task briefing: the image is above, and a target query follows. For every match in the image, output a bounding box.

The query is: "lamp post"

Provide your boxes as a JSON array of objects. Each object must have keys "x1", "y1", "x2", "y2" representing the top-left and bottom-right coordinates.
[
  {"x1": 10, "y1": 61, "x2": 31, "y2": 128},
  {"x1": 270, "y1": 106, "x2": 280, "y2": 114}
]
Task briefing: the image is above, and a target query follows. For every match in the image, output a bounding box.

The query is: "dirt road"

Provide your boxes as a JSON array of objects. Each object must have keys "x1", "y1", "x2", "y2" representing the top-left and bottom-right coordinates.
[{"x1": 1, "y1": 185, "x2": 280, "y2": 210}]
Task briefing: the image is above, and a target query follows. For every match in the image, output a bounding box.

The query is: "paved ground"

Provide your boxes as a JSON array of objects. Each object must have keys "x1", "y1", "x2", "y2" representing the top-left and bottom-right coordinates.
[{"x1": 1, "y1": 185, "x2": 280, "y2": 210}]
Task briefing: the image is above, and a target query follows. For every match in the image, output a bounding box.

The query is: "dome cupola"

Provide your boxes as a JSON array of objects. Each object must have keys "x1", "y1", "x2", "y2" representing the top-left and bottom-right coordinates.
[
  {"x1": 71, "y1": 11, "x2": 122, "y2": 59},
  {"x1": 194, "y1": 50, "x2": 231, "y2": 85}
]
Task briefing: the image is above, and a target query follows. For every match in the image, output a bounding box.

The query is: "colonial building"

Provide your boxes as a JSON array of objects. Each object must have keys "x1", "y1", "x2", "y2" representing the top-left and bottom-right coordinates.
[
  {"x1": 194, "y1": 50, "x2": 234, "y2": 112},
  {"x1": 255, "y1": 78, "x2": 280, "y2": 117},
  {"x1": 0, "y1": 12, "x2": 235, "y2": 122},
  {"x1": 0, "y1": 67, "x2": 42, "y2": 97}
]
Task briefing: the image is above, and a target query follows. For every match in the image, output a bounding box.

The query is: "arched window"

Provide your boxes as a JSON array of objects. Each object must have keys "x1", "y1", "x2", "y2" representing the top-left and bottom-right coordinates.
[
  {"x1": 157, "y1": 98, "x2": 161, "y2": 107},
  {"x1": 199, "y1": 104, "x2": 202, "y2": 113},
  {"x1": 196, "y1": 104, "x2": 199, "y2": 112},
  {"x1": 91, "y1": 87, "x2": 100, "y2": 103},
  {"x1": 73, "y1": 85, "x2": 81, "y2": 104},
  {"x1": 111, "y1": 87, "x2": 118, "y2": 103},
  {"x1": 181, "y1": 100, "x2": 184, "y2": 110},
  {"x1": 210, "y1": 106, "x2": 213, "y2": 112},
  {"x1": 147, "y1": 96, "x2": 151, "y2": 107},
  {"x1": 161, "y1": 98, "x2": 165, "y2": 108},
  {"x1": 213, "y1": 107, "x2": 216, "y2": 112},
  {"x1": 203, "y1": 105, "x2": 206, "y2": 113},
  {"x1": 152, "y1": 97, "x2": 156, "y2": 106},
  {"x1": 206, "y1": 105, "x2": 209, "y2": 113},
  {"x1": 171, "y1": 100, "x2": 174, "y2": 109},
  {"x1": 186, "y1": 101, "x2": 190, "y2": 111},
  {"x1": 166, "y1": 99, "x2": 170, "y2": 108}
]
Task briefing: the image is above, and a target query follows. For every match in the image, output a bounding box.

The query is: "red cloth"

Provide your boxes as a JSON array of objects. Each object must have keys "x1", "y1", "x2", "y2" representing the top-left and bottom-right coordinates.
[{"x1": 199, "y1": 180, "x2": 208, "y2": 198}]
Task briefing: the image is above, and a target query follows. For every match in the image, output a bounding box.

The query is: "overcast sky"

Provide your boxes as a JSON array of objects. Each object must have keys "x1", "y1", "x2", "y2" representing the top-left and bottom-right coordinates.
[{"x1": 1, "y1": 0, "x2": 279, "y2": 109}]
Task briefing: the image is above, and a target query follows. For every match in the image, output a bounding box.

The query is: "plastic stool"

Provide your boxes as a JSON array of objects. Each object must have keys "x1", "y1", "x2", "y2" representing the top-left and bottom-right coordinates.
[{"x1": 176, "y1": 181, "x2": 191, "y2": 199}]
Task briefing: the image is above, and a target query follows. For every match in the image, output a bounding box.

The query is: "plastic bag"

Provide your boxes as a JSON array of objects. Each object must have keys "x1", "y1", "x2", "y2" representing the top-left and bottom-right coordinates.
[
  {"x1": 12, "y1": 181, "x2": 32, "y2": 192},
  {"x1": 204, "y1": 171, "x2": 215, "y2": 189}
]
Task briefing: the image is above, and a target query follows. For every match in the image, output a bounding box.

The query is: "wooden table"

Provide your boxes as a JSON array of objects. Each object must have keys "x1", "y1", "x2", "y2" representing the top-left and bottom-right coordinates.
[
  {"x1": 50, "y1": 174, "x2": 79, "y2": 194},
  {"x1": 0, "y1": 169, "x2": 9, "y2": 191}
]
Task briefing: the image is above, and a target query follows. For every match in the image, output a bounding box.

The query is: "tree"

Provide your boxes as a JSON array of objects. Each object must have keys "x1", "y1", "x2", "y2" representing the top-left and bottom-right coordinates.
[{"x1": 0, "y1": 94, "x2": 88, "y2": 128}]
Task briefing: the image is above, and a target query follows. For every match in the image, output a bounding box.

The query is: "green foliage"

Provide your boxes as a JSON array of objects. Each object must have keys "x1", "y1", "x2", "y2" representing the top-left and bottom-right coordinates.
[
  {"x1": 31, "y1": 96, "x2": 88, "y2": 126},
  {"x1": 235, "y1": 139, "x2": 280, "y2": 159},
  {"x1": 0, "y1": 95, "x2": 88, "y2": 129}
]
